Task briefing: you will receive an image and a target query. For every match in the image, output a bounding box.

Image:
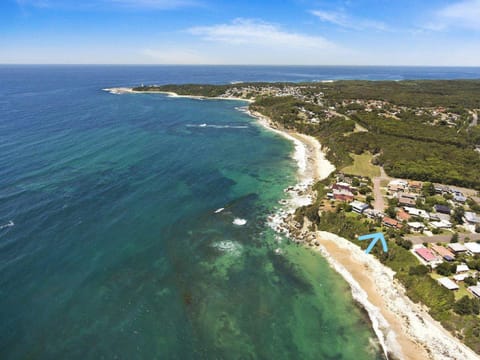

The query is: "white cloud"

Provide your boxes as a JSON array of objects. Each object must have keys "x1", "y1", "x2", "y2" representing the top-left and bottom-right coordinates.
[
  {"x1": 187, "y1": 18, "x2": 332, "y2": 49},
  {"x1": 437, "y1": 0, "x2": 480, "y2": 30},
  {"x1": 310, "y1": 9, "x2": 388, "y2": 31},
  {"x1": 421, "y1": 0, "x2": 480, "y2": 31}
]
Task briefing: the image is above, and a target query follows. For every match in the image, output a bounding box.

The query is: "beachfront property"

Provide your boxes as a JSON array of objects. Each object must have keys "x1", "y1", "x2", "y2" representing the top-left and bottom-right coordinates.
[
  {"x1": 332, "y1": 188, "x2": 354, "y2": 202},
  {"x1": 469, "y1": 285, "x2": 480, "y2": 298},
  {"x1": 438, "y1": 277, "x2": 460, "y2": 291},
  {"x1": 413, "y1": 246, "x2": 439, "y2": 263},
  {"x1": 350, "y1": 200, "x2": 369, "y2": 214}
]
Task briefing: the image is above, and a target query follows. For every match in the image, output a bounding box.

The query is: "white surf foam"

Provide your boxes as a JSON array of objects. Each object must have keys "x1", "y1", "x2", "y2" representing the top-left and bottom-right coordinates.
[
  {"x1": 232, "y1": 218, "x2": 247, "y2": 226},
  {"x1": 212, "y1": 240, "x2": 243, "y2": 256},
  {"x1": 0, "y1": 220, "x2": 14, "y2": 230},
  {"x1": 186, "y1": 124, "x2": 249, "y2": 129}
]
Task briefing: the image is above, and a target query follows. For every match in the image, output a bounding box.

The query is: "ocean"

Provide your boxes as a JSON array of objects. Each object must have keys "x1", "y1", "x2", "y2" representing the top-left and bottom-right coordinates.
[{"x1": 1, "y1": 65, "x2": 479, "y2": 359}]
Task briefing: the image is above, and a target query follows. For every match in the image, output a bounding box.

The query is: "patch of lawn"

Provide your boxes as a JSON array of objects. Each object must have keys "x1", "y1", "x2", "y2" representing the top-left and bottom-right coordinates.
[{"x1": 341, "y1": 152, "x2": 381, "y2": 178}]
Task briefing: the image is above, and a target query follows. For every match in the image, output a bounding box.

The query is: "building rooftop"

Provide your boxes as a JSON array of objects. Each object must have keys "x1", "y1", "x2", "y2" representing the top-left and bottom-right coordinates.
[
  {"x1": 468, "y1": 286, "x2": 480, "y2": 298},
  {"x1": 464, "y1": 242, "x2": 480, "y2": 254},
  {"x1": 431, "y1": 244, "x2": 455, "y2": 260},
  {"x1": 464, "y1": 212, "x2": 480, "y2": 224},
  {"x1": 415, "y1": 247, "x2": 437, "y2": 262},
  {"x1": 448, "y1": 243, "x2": 467, "y2": 252},
  {"x1": 438, "y1": 277, "x2": 459, "y2": 290}
]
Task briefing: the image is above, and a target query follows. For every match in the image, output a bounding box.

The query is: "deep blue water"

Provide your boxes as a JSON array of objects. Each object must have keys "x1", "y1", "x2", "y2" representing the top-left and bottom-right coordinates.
[{"x1": 1, "y1": 65, "x2": 477, "y2": 359}]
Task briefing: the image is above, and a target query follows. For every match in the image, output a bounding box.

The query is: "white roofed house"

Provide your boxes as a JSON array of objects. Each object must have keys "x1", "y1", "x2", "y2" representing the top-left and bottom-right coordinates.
[
  {"x1": 404, "y1": 207, "x2": 430, "y2": 219},
  {"x1": 469, "y1": 286, "x2": 480, "y2": 298},
  {"x1": 350, "y1": 200, "x2": 369, "y2": 214},
  {"x1": 464, "y1": 212, "x2": 480, "y2": 225},
  {"x1": 456, "y1": 264, "x2": 470, "y2": 273},
  {"x1": 438, "y1": 277, "x2": 459, "y2": 291},
  {"x1": 464, "y1": 242, "x2": 480, "y2": 255},
  {"x1": 448, "y1": 243, "x2": 467, "y2": 254}
]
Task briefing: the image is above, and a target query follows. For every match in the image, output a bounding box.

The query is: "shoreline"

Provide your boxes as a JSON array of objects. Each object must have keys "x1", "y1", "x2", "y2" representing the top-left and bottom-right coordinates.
[
  {"x1": 106, "y1": 86, "x2": 479, "y2": 359},
  {"x1": 246, "y1": 111, "x2": 479, "y2": 359},
  {"x1": 103, "y1": 87, "x2": 253, "y2": 103}
]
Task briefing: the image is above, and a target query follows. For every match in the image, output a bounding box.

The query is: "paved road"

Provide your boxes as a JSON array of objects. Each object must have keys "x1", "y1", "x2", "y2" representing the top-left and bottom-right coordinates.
[
  {"x1": 406, "y1": 233, "x2": 480, "y2": 244},
  {"x1": 373, "y1": 167, "x2": 389, "y2": 211}
]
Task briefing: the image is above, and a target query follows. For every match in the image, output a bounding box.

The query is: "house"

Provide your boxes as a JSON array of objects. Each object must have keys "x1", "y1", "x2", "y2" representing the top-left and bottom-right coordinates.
[
  {"x1": 456, "y1": 264, "x2": 470, "y2": 273},
  {"x1": 396, "y1": 209, "x2": 411, "y2": 222},
  {"x1": 415, "y1": 247, "x2": 437, "y2": 262},
  {"x1": 469, "y1": 286, "x2": 480, "y2": 298},
  {"x1": 408, "y1": 181, "x2": 423, "y2": 192},
  {"x1": 434, "y1": 204, "x2": 451, "y2": 214},
  {"x1": 438, "y1": 277, "x2": 459, "y2": 290},
  {"x1": 388, "y1": 179, "x2": 408, "y2": 192},
  {"x1": 431, "y1": 244, "x2": 455, "y2": 261},
  {"x1": 404, "y1": 207, "x2": 429, "y2": 219},
  {"x1": 429, "y1": 220, "x2": 452, "y2": 229},
  {"x1": 448, "y1": 243, "x2": 467, "y2": 254},
  {"x1": 332, "y1": 182, "x2": 353, "y2": 192},
  {"x1": 464, "y1": 242, "x2": 480, "y2": 255},
  {"x1": 434, "y1": 185, "x2": 450, "y2": 194},
  {"x1": 407, "y1": 222, "x2": 425, "y2": 232},
  {"x1": 350, "y1": 200, "x2": 369, "y2": 214},
  {"x1": 453, "y1": 273, "x2": 470, "y2": 282},
  {"x1": 333, "y1": 189, "x2": 354, "y2": 202},
  {"x1": 364, "y1": 209, "x2": 383, "y2": 219},
  {"x1": 398, "y1": 194, "x2": 417, "y2": 206},
  {"x1": 382, "y1": 217, "x2": 402, "y2": 229},
  {"x1": 464, "y1": 212, "x2": 480, "y2": 225}
]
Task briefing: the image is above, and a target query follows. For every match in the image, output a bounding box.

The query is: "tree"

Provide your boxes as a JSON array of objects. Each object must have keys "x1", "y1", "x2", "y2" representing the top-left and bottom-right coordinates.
[
  {"x1": 464, "y1": 276, "x2": 477, "y2": 287},
  {"x1": 409, "y1": 265, "x2": 429, "y2": 276},
  {"x1": 422, "y1": 182, "x2": 436, "y2": 197},
  {"x1": 452, "y1": 206, "x2": 465, "y2": 224},
  {"x1": 451, "y1": 232, "x2": 459, "y2": 243},
  {"x1": 454, "y1": 296, "x2": 473, "y2": 315},
  {"x1": 436, "y1": 262, "x2": 455, "y2": 276}
]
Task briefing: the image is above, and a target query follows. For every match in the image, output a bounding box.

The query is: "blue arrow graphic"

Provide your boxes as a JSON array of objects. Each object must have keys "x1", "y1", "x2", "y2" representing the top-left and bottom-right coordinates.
[{"x1": 358, "y1": 232, "x2": 388, "y2": 254}]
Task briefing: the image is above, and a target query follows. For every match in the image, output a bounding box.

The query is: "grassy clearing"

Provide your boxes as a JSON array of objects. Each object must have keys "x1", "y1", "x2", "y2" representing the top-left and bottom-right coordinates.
[{"x1": 341, "y1": 152, "x2": 381, "y2": 178}]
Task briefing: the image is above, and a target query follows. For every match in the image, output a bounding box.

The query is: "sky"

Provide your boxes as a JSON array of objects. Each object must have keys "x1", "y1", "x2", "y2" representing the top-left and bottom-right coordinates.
[{"x1": 1, "y1": 0, "x2": 480, "y2": 65}]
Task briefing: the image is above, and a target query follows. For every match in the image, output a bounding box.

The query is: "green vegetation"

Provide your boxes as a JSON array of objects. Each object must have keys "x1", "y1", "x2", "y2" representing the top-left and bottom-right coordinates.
[
  {"x1": 341, "y1": 152, "x2": 381, "y2": 178},
  {"x1": 139, "y1": 80, "x2": 480, "y2": 353}
]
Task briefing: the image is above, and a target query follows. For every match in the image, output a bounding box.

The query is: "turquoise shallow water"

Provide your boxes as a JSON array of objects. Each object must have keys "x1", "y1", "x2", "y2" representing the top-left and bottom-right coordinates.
[{"x1": 0, "y1": 66, "x2": 387, "y2": 359}]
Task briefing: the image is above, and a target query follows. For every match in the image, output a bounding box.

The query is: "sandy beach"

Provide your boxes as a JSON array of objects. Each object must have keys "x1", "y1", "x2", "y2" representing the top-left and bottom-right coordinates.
[
  {"x1": 106, "y1": 87, "x2": 479, "y2": 359},
  {"x1": 248, "y1": 111, "x2": 479, "y2": 360}
]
